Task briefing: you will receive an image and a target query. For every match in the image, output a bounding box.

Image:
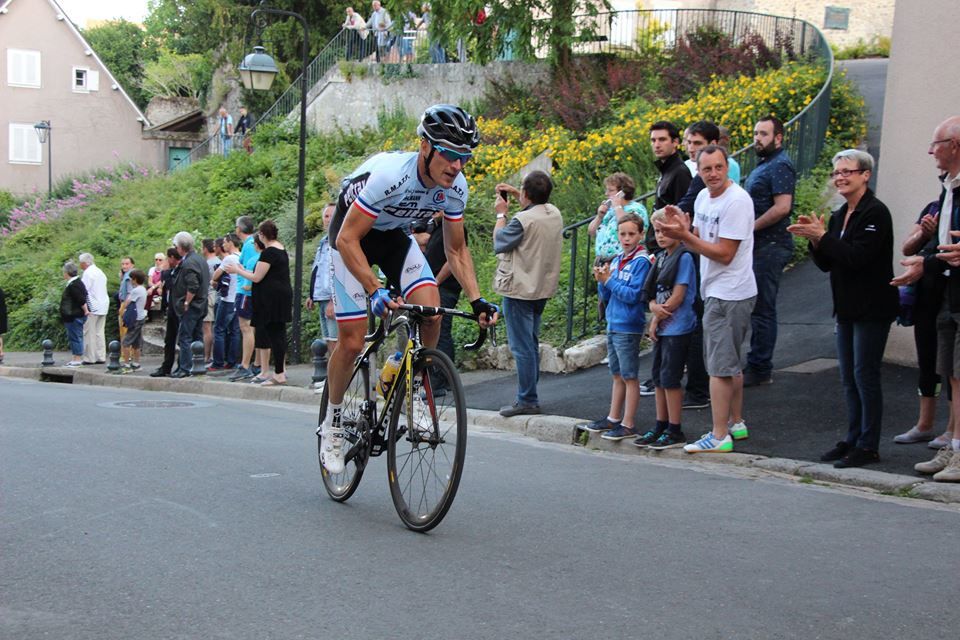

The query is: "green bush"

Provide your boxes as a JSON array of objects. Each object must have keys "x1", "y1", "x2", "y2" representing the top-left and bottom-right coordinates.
[{"x1": 831, "y1": 36, "x2": 891, "y2": 60}]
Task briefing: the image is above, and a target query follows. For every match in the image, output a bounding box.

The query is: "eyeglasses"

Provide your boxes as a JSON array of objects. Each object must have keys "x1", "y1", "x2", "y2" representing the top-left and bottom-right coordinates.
[
  {"x1": 929, "y1": 138, "x2": 956, "y2": 150},
  {"x1": 829, "y1": 168, "x2": 866, "y2": 179},
  {"x1": 432, "y1": 143, "x2": 472, "y2": 165}
]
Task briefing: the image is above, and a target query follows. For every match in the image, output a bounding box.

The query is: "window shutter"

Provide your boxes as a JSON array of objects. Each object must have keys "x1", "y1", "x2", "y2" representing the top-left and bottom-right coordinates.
[
  {"x1": 88, "y1": 70, "x2": 99, "y2": 91},
  {"x1": 7, "y1": 49, "x2": 40, "y2": 87},
  {"x1": 8, "y1": 124, "x2": 42, "y2": 163}
]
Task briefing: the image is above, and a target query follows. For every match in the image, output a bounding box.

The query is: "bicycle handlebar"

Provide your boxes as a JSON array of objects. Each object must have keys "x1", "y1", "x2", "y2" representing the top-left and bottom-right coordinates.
[{"x1": 363, "y1": 303, "x2": 492, "y2": 351}]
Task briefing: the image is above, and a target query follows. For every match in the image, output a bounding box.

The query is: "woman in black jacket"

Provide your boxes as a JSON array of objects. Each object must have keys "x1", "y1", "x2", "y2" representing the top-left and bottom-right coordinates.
[
  {"x1": 789, "y1": 149, "x2": 899, "y2": 468},
  {"x1": 60, "y1": 261, "x2": 89, "y2": 367}
]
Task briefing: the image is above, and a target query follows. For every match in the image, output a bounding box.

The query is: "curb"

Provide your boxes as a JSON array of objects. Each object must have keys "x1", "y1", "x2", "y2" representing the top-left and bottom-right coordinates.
[{"x1": 4, "y1": 365, "x2": 960, "y2": 505}]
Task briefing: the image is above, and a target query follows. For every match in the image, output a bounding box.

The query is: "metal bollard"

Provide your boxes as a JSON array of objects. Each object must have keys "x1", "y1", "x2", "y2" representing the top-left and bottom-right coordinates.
[
  {"x1": 41, "y1": 339, "x2": 55, "y2": 366},
  {"x1": 107, "y1": 340, "x2": 121, "y2": 371},
  {"x1": 311, "y1": 339, "x2": 328, "y2": 383},
  {"x1": 190, "y1": 340, "x2": 206, "y2": 375}
]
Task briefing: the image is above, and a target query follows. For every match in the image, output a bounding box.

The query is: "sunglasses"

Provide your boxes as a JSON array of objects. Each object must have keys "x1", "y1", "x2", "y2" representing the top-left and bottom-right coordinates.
[{"x1": 432, "y1": 143, "x2": 472, "y2": 164}]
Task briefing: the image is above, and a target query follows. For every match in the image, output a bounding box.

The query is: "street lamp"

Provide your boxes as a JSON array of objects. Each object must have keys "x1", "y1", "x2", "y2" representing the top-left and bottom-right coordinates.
[
  {"x1": 33, "y1": 120, "x2": 52, "y2": 196},
  {"x1": 240, "y1": 3, "x2": 309, "y2": 363}
]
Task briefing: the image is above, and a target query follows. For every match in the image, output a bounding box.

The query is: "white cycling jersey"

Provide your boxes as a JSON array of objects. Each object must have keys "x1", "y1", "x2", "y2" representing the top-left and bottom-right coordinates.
[{"x1": 340, "y1": 151, "x2": 468, "y2": 231}]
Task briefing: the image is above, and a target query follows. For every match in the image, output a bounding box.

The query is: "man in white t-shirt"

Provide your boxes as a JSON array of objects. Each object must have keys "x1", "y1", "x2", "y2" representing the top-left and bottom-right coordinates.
[
  {"x1": 660, "y1": 145, "x2": 757, "y2": 453},
  {"x1": 78, "y1": 252, "x2": 109, "y2": 364}
]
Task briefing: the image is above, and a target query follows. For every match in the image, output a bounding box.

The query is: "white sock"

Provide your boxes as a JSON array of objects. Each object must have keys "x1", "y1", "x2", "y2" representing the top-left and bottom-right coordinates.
[
  {"x1": 607, "y1": 416, "x2": 620, "y2": 425},
  {"x1": 952, "y1": 438, "x2": 960, "y2": 451},
  {"x1": 323, "y1": 403, "x2": 342, "y2": 432}
]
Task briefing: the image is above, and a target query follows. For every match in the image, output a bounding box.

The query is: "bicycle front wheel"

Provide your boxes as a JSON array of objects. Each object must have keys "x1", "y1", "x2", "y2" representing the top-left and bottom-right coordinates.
[
  {"x1": 319, "y1": 362, "x2": 370, "y2": 502},
  {"x1": 387, "y1": 348, "x2": 467, "y2": 532}
]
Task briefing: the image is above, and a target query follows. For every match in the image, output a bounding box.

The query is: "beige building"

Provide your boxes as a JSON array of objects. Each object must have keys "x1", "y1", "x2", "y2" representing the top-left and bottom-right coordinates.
[
  {"x1": 877, "y1": 0, "x2": 957, "y2": 364},
  {"x1": 648, "y1": 0, "x2": 894, "y2": 48},
  {"x1": 0, "y1": 0, "x2": 162, "y2": 195}
]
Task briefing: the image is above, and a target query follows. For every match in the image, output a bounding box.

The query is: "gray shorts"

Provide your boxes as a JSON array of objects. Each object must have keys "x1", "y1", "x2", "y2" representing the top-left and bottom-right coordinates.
[
  {"x1": 936, "y1": 300, "x2": 960, "y2": 379},
  {"x1": 121, "y1": 319, "x2": 144, "y2": 349},
  {"x1": 702, "y1": 296, "x2": 755, "y2": 377},
  {"x1": 204, "y1": 294, "x2": 216, "y2": 322}
]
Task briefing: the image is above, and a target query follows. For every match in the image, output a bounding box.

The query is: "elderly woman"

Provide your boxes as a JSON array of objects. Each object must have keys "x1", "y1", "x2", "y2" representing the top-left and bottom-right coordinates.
[
  {"x1": 788, "y1": 149, "x2": 899, "y2": 468},
  {"x1": 59, "y1": 261, "x2": 89, "y2": 367}
]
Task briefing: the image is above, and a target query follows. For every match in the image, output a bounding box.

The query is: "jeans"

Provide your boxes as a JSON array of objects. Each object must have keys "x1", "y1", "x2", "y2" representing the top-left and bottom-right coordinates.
[
  {"x1": 748, "y1": 240, "x2": 793, "y2": 376},
  {"x1": 835, "y1": 320, "x2": 891, "y2": 452},
  {"x1": 177, "y1": 306, "x2": 204, "y2": 372},
  {"x1": 502, "y1": 297, "x2": 547, "y2": 406},
  {"x1": 65, "y1": 316, "x2": 86, "y2": 356},
  {"x1": 212, "y1": 300, "x2": 240, "y2": 367}
]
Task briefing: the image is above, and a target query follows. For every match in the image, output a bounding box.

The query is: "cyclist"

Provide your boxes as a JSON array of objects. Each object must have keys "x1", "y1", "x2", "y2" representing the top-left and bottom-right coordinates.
[{"x1": 320, "y1": 104, "x2": 499, "y2": 474}]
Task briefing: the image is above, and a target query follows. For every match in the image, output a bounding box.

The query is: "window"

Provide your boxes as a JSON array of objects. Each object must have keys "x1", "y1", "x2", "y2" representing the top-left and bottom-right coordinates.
[
  {"x1": 7, "y1": 48, "x2": 41, "y2": 87},
  {"x1": 72, "y1": 66, "x2": 99, "y2": 92},
  {"x1": 9, "y1": 124, "x2": 43, "y2": 164}
]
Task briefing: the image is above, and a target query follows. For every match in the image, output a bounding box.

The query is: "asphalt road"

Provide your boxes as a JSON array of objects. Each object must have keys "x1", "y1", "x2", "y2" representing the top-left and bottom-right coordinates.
[
  {"x1": 3, "y1": 377, "x2": 959, "y2": 640},
  {"x1": 838, "y1": 58, "x2": 888, "y2": 188}
]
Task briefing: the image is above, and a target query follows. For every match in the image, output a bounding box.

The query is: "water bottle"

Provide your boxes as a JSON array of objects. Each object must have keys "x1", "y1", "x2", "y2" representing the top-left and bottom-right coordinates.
[{"x1": 377, "y1": 351, "x2": 403, "y2": 397}]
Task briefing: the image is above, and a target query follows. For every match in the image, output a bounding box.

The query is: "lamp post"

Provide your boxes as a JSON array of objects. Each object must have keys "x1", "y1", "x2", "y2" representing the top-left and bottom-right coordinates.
[
  {"x1": 239, "y1": 3, "x2": 309, "y2": 363},
  {"x1": 33, "y1": 120, "x2": 52, "y2": 196}
]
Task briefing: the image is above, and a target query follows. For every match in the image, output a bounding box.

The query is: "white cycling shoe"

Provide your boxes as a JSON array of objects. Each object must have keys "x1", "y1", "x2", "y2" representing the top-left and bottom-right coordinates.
[{"x1": 319, "y1": 409, "x2": 346, "y2": 475}]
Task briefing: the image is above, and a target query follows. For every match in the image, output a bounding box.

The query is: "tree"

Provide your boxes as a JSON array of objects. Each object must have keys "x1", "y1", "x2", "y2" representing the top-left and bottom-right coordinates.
[
  {"x1": 141, "y1": 49, "x2": 214, "y2": 101},
  {"x1": 429, "y1": 0, "x2": 612, "y2": 66},
  {"x1": 83, "y1": 19, "x2": 159, "y2": 109}
]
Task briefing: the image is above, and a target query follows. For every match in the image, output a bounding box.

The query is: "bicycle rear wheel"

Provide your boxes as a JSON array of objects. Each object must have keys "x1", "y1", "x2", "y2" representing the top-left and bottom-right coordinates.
[
  {"x1": 319, "y1": 362, "x2": 371, "y2": 502},
  {"x1": 386, "y1": 348, "x2": 466, "y2": 532}
]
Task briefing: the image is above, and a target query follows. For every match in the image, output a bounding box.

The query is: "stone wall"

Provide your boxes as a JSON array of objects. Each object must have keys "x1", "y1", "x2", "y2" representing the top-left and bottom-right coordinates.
[
  {"x1": 305, "y1": 61, "x2": 550, "y2": 134},
  {"x1": 654, "y1": 0, "x2": 894, "y2": 48}
]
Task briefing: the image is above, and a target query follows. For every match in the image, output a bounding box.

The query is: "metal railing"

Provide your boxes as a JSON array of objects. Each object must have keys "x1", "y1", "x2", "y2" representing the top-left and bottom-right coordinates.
[
  {"x1": 171, "y1": 27, "x2": 442, "y2": 170},
  {"x1": 560, "y1": 9, "x2": 834, "y2": 343}
]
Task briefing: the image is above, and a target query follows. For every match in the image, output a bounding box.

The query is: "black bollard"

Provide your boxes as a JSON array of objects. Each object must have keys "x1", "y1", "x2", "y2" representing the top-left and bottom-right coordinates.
[
  {"x1": 107, "y1": 340, "x2": 122, "y2": 371},
  {"x1": 190, "y1": 340, "x2": 206, "y2": 376},
  {"x1": 41, "y1": 339, "x2": 55, "y2": 366},
  {"x1": 311, "y1": 339, "x2": 328, "y2": 383}
]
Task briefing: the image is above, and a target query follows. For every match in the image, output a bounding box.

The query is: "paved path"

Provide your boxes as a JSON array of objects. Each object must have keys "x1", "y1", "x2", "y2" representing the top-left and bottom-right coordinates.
[
  {"x1": 837, "y1": 58, "x2": 888, "y2": 188},
  {"x1": 3, "y1": 376, "x2": 959, "y2": 640}
]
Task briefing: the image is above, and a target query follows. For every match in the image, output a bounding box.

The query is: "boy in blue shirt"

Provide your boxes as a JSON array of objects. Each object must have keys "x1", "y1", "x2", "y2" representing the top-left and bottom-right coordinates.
[
  {"x1": 584, "y1": 213, "x2": 653, "y2": 440},
  {"x1": 634, "y1": 209, "x2": 699, "y2": 449}
]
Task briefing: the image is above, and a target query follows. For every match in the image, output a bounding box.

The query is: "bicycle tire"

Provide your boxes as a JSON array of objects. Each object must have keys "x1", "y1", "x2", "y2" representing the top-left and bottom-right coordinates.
[
  {"x1": 319, "y1": 362, "x2": 371, "y2": 502},
  {"x1": 386, "y1": 348, "x2": 467, "y2": 532}
]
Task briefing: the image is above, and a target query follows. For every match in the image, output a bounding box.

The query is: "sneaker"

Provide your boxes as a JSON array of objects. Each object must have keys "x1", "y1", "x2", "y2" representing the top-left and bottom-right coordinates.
[
  {"x1": 65, "y1": 361, "x2": 83, "y2": 368},
  {"x1": 499, "y1": 403, "x2": 541, "y2": 418},
  {"x1": 893, "y1": 426, "x2": 936, "y2": 444},
  {"x1": 933, "y1": 451, "x2": 960, "y2": 482},
  {"x1": 149, "y1": 367, "x2": 169, "y2": 378},
  {"x1": 743, "y1": 370, "x2": 772, "y2": 387},
  {"x1": 681, "y1": 395, "x2": 710, "y2": 410},
  {"x1": 129, "y1": 362, "x2": 141, "y2": 371},
  {"x1": 633, "y1": 427, "x2": 665, "y2": 447},
  {"x1": 684, "y1": 432, "x2": 733, "y2": 453},
  {"x1": 251, "y1": 365, "x2": 262, "y2": 376},
  {"x1": 118, "y1": 365, "x2": 134, "y2": 375},
  {"x1": 915, "y1": 447, "x2": 954, "y2": 475},
  {"x1": 929, "y1": 433, "x2": 952, "y2": 449},
  {"x1": 319, "y1": 412, "x2": 346, "y2": 475},
  {"x1": 207, "y1": 364, "x2": 229, "y2": 372},
  {"x1": 582, "y1": 418, "x2": 618, "y2": 433},
  {"x1": 834, "y1": 447, "x2": 879, "y2": 469},
  {"x1": 730, "y1": 420, "x2": 749, "y2": 441},
  {"x1": 649, "y1": 431, "x2": 687, "y2": 450},
  {"x1": 820, "y1": 441, "x2": 851, "y2": 462},
  {"x1": 229, "y1": 366, "x2": 253, "y2": 381},
  {"x1": 639, "y1": 379, "x2": 655, "y2": 396},
  {"x1": 601, "y1": 425, "x2": 638, "y2": 441}
]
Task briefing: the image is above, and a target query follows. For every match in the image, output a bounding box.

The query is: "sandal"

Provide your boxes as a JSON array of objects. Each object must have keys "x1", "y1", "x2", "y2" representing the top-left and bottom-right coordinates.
[
  {"x1": 260, "y1": 378, "x2": 286, "y2": 387},
  {"x1": 250, "y1": 375, "x2": 269, "y2": 384}
]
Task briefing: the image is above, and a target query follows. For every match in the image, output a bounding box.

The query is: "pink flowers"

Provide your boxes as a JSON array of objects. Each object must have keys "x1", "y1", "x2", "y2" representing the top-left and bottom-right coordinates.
[{"x1": 0, "y1": 163, "x2": 157, "y2": 237}]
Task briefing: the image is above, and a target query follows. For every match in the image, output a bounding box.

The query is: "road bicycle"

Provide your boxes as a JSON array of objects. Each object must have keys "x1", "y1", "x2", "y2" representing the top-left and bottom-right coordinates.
[{"x1": 317, "y1": 303, "x2": 488, "y2": 532}]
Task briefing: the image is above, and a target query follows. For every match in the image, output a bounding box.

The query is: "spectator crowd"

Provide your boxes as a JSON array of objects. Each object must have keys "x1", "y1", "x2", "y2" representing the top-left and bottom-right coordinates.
[{"x1": 15, "y1": 105, "x2": 960, "y2": 484}]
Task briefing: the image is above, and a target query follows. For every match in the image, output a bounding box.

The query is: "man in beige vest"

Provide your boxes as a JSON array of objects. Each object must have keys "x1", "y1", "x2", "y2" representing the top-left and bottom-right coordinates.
[{"x1": 493, "y1": 171, "x2": 564, "y2": 417}]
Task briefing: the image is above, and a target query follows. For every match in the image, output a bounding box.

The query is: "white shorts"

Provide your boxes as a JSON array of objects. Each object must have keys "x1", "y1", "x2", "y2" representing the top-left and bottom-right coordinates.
[{"x1": 332, "y1": 228, "x2": 436, "y2": 323}]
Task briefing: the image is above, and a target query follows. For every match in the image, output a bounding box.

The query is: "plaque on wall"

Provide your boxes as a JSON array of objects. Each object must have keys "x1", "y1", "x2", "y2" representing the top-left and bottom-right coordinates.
[{"x1": 824, "y1": 6, "x2": 850, "y2": 30}]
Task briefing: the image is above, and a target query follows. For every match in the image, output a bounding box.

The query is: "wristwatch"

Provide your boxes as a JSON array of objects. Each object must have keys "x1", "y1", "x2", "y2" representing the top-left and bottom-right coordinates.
[{"x1": 496, "y1": 213, "x2": 506, "y2": 220}]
